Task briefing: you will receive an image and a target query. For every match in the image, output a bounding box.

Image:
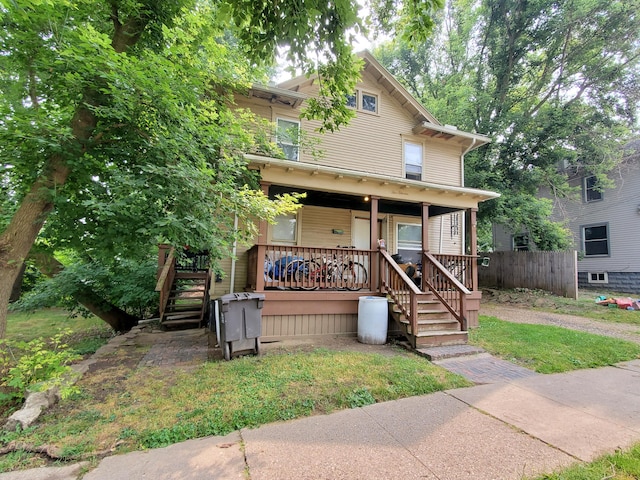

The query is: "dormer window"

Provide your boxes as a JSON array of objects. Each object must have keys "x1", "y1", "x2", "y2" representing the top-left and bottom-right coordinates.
[{"x1": 276, "y1": 118, "x2": 300, "y2": 161}]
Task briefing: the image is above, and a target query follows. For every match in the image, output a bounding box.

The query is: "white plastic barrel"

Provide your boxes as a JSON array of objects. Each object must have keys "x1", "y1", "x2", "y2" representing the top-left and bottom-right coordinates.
[{"x1": 357, "y1": 296, "x2": 388, "y2": 344}]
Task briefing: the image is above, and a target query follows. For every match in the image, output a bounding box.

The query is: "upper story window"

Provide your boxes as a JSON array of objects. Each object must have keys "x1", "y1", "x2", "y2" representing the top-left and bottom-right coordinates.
[
  {"x1": 345, "y1": 90, "x2": 379, "y2": 114},
  {"x1": 404, "y1": 141, "x2": 423, "y2": 180},
  {"x1": 361, "y1": 93, "x2": 378, "y2": 113},
  {"x1": 512, "y1": 233, "x2": 530, "y2": 251},
  {"x1": 276, "y1": 118, "x2": 300, "y2": 161},
  {"x1": 582, "y1": 223, "x2": 609, "y2": 256},
  {"x1": 583, "y1": 175, "x2": 603, "y2": 203}
]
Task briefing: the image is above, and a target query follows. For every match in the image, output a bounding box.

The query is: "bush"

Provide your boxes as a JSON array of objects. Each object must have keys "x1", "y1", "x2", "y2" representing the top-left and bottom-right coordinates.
[{"x1": 0, "y1": 332, "x2": 81, "y2": 407}]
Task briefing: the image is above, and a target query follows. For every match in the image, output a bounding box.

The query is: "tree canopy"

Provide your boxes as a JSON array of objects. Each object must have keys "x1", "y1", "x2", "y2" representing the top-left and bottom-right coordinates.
[
  {"x1": 0, "y1": 0, "x2": 445, "y2": 337},
  {"x1": 375, "y1": 0, "x2": 640, "y2": 249}
]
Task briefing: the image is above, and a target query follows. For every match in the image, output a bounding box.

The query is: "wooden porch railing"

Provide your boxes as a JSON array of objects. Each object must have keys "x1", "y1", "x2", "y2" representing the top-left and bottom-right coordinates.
[
  {"x1": 247, "y1": 245, "x2": 372, "y2": 291},
  {"x1": 422, "y1": 251, "x2": 471, "y2": 330},
  {"x1": 156, "y1": 245, "x2": 176, "y2": 322},
  {"x1": 380, "y1": 249, "x2": 421, "y2": 337},
  {"x1": 431, "y1": 253, "x2": 476, "y2": 291}
]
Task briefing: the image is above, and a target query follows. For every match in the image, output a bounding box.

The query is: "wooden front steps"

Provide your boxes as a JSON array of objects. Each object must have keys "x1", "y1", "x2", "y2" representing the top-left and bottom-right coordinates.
[
  {"x1": 161, "y1": 272, "x2": 208, "y2": 329},
  {"x1": 390, "y1": 294, "x2": 468, "y2": 348}
]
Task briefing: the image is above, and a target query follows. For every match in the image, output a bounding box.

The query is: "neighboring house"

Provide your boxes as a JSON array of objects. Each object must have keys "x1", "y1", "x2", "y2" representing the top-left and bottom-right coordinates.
[
  {"x1": 493, "y1": 141, "x2": 640, "y2": 293},
  {"x1": 157, "y1": 51, "x2": 500, "y2": 350}
]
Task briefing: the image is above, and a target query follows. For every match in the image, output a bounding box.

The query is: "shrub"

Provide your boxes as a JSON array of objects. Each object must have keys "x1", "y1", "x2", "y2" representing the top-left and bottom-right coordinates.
[{"x1": 0, "y1": 332, "x2": 81, "y2": 407}]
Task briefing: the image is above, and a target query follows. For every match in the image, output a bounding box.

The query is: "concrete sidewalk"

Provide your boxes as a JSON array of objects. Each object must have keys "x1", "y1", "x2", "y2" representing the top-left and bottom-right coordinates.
[{"x1": 5, "y1": 359, "x2": 639, "y2": 480}]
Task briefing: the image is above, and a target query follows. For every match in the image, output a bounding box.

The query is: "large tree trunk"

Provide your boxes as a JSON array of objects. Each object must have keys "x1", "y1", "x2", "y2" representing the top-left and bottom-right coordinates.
[
  {"x1": 0, "y1": 157, "x2": 72, "y2": 338},
  {"x1": 0, "y1": 13, "x2": 151, "y2": 338},
  {"x1": 9, "y1": 262, "x2": 27, "y2": 303},
  {"x1": 30, "y1": 253, "x2": 138, "y2": 332}
]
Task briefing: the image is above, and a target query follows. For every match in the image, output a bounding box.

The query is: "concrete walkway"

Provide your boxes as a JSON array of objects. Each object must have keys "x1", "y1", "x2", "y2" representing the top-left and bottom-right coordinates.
[{"x1": 4, "y1": 358, "x2": 639, "y2": 480}]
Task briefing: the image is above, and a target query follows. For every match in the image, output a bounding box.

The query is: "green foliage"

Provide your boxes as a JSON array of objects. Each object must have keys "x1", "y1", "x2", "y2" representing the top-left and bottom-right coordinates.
[
  {"x1": 13, "y1": 255, "x2": 159, "y2": 320},
  {"x1": 0, "y1": 332, "x2": 81, "y2": 406},
  {"x1": 470, "y1": 317, "x2": 640, "y2": 373},
  {"x1": 346, "y1": 387, "x2": 376, "y2": 408},
  {"x1": 376, "y1": 0, "x2": 640, "y2": 250}
]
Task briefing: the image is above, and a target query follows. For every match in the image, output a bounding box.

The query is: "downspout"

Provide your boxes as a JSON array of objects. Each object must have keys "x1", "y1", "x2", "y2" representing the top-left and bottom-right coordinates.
[{"x1": 229, "y1": 212, "x2": 238, "y2": 293}]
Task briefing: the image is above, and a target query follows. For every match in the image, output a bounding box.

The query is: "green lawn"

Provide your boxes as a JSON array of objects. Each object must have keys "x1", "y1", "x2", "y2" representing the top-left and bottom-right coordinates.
[
  {"x1": 470, "y1": 316, "x2": 640, "y2": 373},
  {"x1": 6, "y1": 309, "x2": 111, "y2": 343},
  {"x1": 531, "y1": 442, "x2": 640, "y2": 479}
]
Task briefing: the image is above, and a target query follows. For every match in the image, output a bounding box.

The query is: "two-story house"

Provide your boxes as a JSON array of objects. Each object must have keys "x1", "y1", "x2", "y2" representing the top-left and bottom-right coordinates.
[
  {"x1": 492, "y1": 140, "x2": 640, "y2": 293},
  {"x1": 157, "y1": 51, "x2": 500, "y2": 350}
]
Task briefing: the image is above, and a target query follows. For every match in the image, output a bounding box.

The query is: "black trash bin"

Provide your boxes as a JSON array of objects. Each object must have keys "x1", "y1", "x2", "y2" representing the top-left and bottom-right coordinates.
[{"x1": 210, "y1": 293, "x2": 264, "y2": 360}]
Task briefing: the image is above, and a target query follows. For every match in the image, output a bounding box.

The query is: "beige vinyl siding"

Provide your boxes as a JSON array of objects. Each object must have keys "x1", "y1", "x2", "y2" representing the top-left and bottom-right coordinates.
[
  {"x1": 236, "y1": 75, "x2": 466, "y2": 187},
  {"x1": 290, "y1": 72, "x2": 452, "y2": 181},
  {"x1": 424, "y1": 141, "x2": 463, "y2": 186},
  {"x1": 299, "y1": 206, "x2": 352, "y2": 247},
  {"x1": 262, "y1": 314, "x2": 357, "y2": 338}
]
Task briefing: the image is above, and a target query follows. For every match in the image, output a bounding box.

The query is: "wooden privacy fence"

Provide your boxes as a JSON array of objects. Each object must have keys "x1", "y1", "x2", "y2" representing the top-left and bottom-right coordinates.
[{"x1": 478, "y1": 251, "x2": 578, "y2": 299}]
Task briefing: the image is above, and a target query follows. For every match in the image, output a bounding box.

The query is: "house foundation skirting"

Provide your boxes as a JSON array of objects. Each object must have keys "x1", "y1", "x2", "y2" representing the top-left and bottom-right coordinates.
[{"x1": 578, "y1": 271, "x2": 640, "y2": 294}]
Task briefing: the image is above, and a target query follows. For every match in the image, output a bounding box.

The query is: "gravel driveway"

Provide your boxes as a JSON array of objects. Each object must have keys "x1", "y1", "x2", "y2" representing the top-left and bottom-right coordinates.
[{"x1": 480, "y1": 303, "x2": 640, "y2": 345}]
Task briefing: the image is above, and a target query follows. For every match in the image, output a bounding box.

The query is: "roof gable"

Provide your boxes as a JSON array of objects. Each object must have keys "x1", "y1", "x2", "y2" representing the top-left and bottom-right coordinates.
[{"x1": 275, "y1": 51, "x2": 489, "y2": 150}]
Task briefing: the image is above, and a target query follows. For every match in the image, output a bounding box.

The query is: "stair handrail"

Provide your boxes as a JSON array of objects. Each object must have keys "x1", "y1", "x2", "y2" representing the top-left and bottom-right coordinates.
[
  {"x1": 422, "y1": 251, "x2": 470, "y2": 330},
  {"x1": 156, "y1": 246, "x2": 176, "y2": 322},
  {"x1": 379, "y1": 249, "x2": 421, "y2": 338}
]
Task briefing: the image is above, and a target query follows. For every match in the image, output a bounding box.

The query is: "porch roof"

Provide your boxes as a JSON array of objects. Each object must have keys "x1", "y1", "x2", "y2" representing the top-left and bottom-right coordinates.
[{"x1": 246, "y1": 154, "x2": 500, "y2": 210}]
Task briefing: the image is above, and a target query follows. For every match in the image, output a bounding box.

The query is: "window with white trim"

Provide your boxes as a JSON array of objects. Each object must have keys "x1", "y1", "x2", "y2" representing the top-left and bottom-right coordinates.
[
  {"x1": 582, "y1": 223, "x2": 609, "y2": 256},
  {"x1": 583, "y1": 175, "x2": 603, "y2": 203},
  {"x1": 272, "y1": 213, "x2": 298, "y2": 244},
  {"x1": 404, "y1": 141, "x2": 423, "y2": 180},
  {"x1": 361, "y1": 93, "x2": 378, "y2": 113},
  {"x1": 345, "y1": 90, "x2": 379, "y2": 114},
  {"x1": 588, "y1": 272, "x2": 609, "y2": 284},
  {"x1": 396, "y1": 223, "x2": 422, "y2": 264},
  {"x1": 276, "y1": 118, "x2": 300, "y2": 161}
]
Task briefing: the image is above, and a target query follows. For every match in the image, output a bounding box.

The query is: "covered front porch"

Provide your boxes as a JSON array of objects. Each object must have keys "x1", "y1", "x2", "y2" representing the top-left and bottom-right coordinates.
[{"x1": 241, "y1": 159, "x2": 490, "y2": 346}]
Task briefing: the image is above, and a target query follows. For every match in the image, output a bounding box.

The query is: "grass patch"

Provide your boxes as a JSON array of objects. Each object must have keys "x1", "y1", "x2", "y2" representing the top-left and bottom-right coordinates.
[
  {"x1": 470, "y1": 316, "x2": 640, "y2": 373},
  {"x1": 532, "y1": 441, "x2": 640, "y2": 479},
  {"x1": 484, "y1": 288, "x2": 640, "y2": 326},
  {"x1": 7, "y1": 309, "x2": 112, "y2": 344},
  {"x1": 1, "y1": 348, "x2": 470, "y2": 469}
]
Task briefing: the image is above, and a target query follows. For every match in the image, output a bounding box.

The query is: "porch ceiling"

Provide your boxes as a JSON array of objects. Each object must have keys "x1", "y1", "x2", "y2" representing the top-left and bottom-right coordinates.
[
  {"x1": 246, "y1": 154, "x2": 500, "y2": 210},
  {"x1": 269, "y1": 185, "x2": 457, "y2": 217}
]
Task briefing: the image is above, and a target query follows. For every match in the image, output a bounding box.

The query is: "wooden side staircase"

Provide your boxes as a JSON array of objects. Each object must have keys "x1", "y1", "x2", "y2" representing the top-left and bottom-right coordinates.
[
  {"x1": 380, "y1": 249, "x2": 472, "y2": 348},
  {"x1": 156, "y1": 246, "x2": 211, "y2": 329}
]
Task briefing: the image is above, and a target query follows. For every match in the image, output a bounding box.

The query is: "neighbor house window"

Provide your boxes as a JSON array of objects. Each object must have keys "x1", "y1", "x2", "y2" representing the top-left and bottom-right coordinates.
[
  {"x1": 361, "y1": 93, "x2": 378, "y2": 113},
  {"x1": 512, "y1": 233, "x2": 530, "y2": 251},
  {"x1": 588, "y1": 272, "x2": 609, "y2": 284},
  {"x1": 272, "y1": 213, "x2": 298, "y2": 244},
  {"x1": 404, "y1": 142, "x2": 423, "y2": 180},
  {"x1": 582, "y1": 223, "x2": 609, "y2": 256},
  {"x1": 276, "y1": 118, "x2": 300, "y2": 161},
  {"x1": 583, "y1": 175, "x2": 603, "y2": 202},
  {"x1": 396, "y1": 223, "x2": 422, "y2": 264}
]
